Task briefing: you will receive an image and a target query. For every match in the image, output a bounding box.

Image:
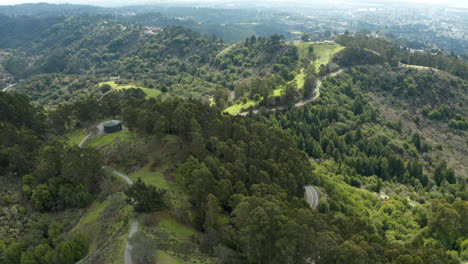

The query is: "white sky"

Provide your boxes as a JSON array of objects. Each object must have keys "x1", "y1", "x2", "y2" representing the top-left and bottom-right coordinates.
[{"x1": 0, "y1": 0, "x2": 466, "y2": 8}]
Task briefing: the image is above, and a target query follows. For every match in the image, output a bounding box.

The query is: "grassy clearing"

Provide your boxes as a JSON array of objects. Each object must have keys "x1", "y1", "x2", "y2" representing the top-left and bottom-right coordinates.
[
  {"x1": 294, "y1": 42, "x2": 345, "y2": 69},
  {"x1": 292, "y1": 69, "x2": 306, "y2": 89},
  {"x1": 292, "y1": 42, "x2": 344, "y2": 91},
  {"x1": 157, "y1": 250, "x2": 185, "y2": 264},
  {"x1": 129, "y1": 164, "x2": 170, "y2": 189},
  {"x1": 81, "y1": 200, "x2": 109, "y2": 224},
  {"x1": 66, "y1": 128, "x2": 87, "y2": 146},
  {"x1": 88, "y1": 131, "x2": 137, "y2": 147},
  {"x1": 70, "y1": 193, "x2": 133, "y2": 262},
  {"x1": 99, "y1": 81, "x2": 161, "y2": 98},
  {"x1": 158, "y1": 215, "x2": 196, "y2": 238},
  {"x1": 224, "y1": 99, "x2": 258, "y2": 115}
]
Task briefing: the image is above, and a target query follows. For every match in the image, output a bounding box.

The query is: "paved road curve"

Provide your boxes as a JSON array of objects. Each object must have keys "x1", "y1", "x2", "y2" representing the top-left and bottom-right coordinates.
[
  {"x1": 305, "y1": 185, "x2": 320, "y2": 209},
  {"x1": 2, "y1": 83, "x2": 16, "y2": 93},
  {"x1": 108, "y1": 168, "x2": 133, "y2": 185},
  {"x1": 237, "y1": 69, "x2": 343, "y2": 116},
  {"x1": 124, "y1": 220, "x2": 139, "y2": 264},
  {"x1": 79, "y1": 121, "x2": 137, "y2": 264}
]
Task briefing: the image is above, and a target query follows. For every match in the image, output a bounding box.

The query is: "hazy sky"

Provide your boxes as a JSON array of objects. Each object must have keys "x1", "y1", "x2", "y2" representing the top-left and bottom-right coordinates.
[{"x1": 0, "y1": 0, "x2": 466, "y2": 8}]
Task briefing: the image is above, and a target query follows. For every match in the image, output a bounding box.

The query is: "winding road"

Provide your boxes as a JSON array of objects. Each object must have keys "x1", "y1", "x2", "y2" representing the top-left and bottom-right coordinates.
[
  {"x1": 1, "y1": 83, "x2": 16, "y2": 93},
  {"x1": 237, "y1": 69, "x2": 343, "y2": 116},
  {"x1": 124, "y1": 220, "x2": 139, "y2": 264},
  {"x1": 304, "y1": 185, "x2": 320, "y2": 209},
  {"x1": 79, "y1": 121, "x2": 137, "y2": 264}
]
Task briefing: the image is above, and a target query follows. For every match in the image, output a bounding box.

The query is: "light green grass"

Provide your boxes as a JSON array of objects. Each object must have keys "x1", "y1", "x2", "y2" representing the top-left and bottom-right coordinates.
[
  {"x1": 88, "y1": 131, "x2": 137, "y2": 146},
  {"x1": 158, "y1": 216, "x2": 196, "y2": 238},
  {"x1": 224, "y1": 99, "x2": 258, "y2": 115},
  {"x1": 129, "y1": 164, "x2": 169, "y2": 189},
  {"x1": 71, "y1": 197, "x2": 133, "y2": 262},
  {"x1": 67, "y1": 128, "x2": 87, "y2": 146},
  {"x1": 156, "y1": 250, "x2": 185, "y2": 264},
  {"x1": 292, "y1": 69, "x2": 306, "y2": 89},
  {"x1": 82, "y1": 200, "x2": 109, "y2": 224},
  {"x1": 292, "y1": 42, "x2": 344, "y2": 90},
  {"x1": 294, "y1": 42, "x2": 345, "y2": 69},
  {"x1": 99, "y1": 81, "x2": 161, "y2": 98}
]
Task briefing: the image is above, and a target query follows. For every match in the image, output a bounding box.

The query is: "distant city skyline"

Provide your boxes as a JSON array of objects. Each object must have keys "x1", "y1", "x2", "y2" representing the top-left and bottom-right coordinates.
[{"x1": 0, "y1": 0, "x2": 467, "y2": 8}]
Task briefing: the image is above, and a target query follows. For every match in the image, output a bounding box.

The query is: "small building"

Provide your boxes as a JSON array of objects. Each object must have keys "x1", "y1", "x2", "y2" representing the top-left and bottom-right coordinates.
[{"x1": 103, "y1": 120, "x2": 122, "y2": 133}]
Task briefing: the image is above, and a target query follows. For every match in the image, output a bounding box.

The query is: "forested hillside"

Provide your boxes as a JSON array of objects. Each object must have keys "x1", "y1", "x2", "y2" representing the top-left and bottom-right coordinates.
[
  {"x1": 2, "y1": 15, "x2": 297, "y2": 109},
  {"x1": 0, "y1": 8, "x2": 467, "y2": 264}
]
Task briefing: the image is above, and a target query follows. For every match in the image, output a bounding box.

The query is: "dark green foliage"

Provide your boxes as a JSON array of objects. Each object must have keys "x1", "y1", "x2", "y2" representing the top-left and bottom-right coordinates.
[
  {"x1": 4, "y1": 242, "x2": 26, "y2": 264},
  {"x1": 1, "y1": 15, "x2": 467, "y2": 264},
  {"x1": 336, "y1": 33, "x2": 468, "y2": 79},
  {"x1": 448, "y1": 115, "x2": 468, "y2": 130},
  {"x1": 125, "y1": 178, "x2": 167, "y2": 212},
  {"x1": 335, "y1": 34, "x2": 399, "y2": 66},
  {"x1": 403, "y1": 51, "x2": 468, "y2": 80},
  {"x1": 303, "y1": 73, "x2": 317, "y2": 99},
  {"x1": 0, "y1": 14, "x2": 64, "y2": 50},
  {"x1": 17, "y1": 142, "x2": 104, "y2": 212},
  {"x1": 7, "y1": 17, "x2": 301, "y2": 108},
  {"x1": 116, "y1": 96, "x2": 466, "y2": 264},
  {"x1": 55, "y1": 233, "x2": 88, "y2": 264},
  {"x1": 428, "y1": 199, "x2": 468, "y2": 250},
  {"x1": 281, "y1": 81, "x2": 299, "y2": 106},
  {"x1": 0, "y1": 93, "x2": 45, "y2": 175},
  {"x1": 433, "y1": 162, "x2": 457, "y2": 186},
  {"x1": 334, "y1": 48, "x2": 386, "y2": 67},
  {"x1": 1, "y1": 217, "x2": 85, "y2": 264}
]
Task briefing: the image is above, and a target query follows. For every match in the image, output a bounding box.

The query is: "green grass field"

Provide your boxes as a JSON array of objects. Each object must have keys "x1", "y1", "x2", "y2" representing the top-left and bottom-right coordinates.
[
  {"x1": 99, "y1": 81, "x2": 161, "y2": 98},
  {"x1": 158, "y1": 215, "x2": 196, "y2": 238},
  {"x1": 129, "y1": 164, "x2": 170, "y2": 189},
  {"x1": 294, "y1": 42, "x2": 345, "y2": 69},
  {"x1": 81, "y1": 200, "x2": 109, "y2": 224},
  {"x1": 224, "y1": 99, "x2": 258, "y2": 115},
  {"x1": 67, "y1": 128, "x2": 87, "y2": 146},
  {"x1": 292, "y1": 42, "x2": 344, "y2": 91},
  {"x1": 70, "y1": 193, "x2": 133, "y2": 260},
  {"x1": 156, "y1": 250, "x2": 185, "y2": 264},
  {"x1": 87, "y1": 131, "x2": 137, "y2": 147},
  {"x1": 292, "y1": 69, "x2": 306, "y2": 89}
]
